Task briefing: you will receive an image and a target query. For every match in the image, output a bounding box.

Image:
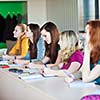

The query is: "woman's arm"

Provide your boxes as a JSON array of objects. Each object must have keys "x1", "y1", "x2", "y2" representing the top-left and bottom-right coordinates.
[
  {"x1": 82, "y1": 64, "x2": 100, "y2": 82},
  {"x1": 66, "y1": 62, "x2": 81, "y2": 74},
  {"x1": 37, "y1": 36, "x2": 45, "y2": 60},
  {"x1": 41, "y1": 56, "x2": 50, "y2": 64},
  {"x1": 80, "y1": 45, "x2": 100, "y2": 82}
]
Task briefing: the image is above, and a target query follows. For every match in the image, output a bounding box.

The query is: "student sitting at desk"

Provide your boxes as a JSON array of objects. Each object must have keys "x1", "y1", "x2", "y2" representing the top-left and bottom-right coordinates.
[
  {"x1": 26, "y1": 21, "x2": 60, "y2": 67},
  {"x1": 41, "y1": 30, "x2": 84, "y2": 77},
  {"x1": 2, "y1": 24, "x2": 29, "y2": 60},
  {"x1": 14, "y1": 23, "x2": 45, "y2": 64},
  {"x1": 65, "y1": 20, "x2": 100, "y2": 84}
]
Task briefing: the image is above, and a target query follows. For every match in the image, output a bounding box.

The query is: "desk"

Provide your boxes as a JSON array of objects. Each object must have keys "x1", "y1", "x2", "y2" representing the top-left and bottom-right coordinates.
[
  {"x1": 0, "y1": 69, "x2": 54, "y2": 100},
  {"x1": 29, "y1": 77, "x2": 100, "y2": 100},
  {"x1": 0, "y1": 67, "x2": 100, "y2": 100}
]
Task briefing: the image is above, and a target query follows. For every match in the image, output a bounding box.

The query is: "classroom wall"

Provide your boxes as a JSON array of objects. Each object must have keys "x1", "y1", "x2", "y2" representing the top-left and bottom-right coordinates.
[
  {"x1": 46, "y1": 0, "x2": 78, "y2": 32},
  {"x1": 27, "y1": 0, "x2": 47, "y2": 26},
  {"x1": 28, "y1": 0, "x2": 78, "y2": 32},
  {"x1": 0, "y1": 0, "x2": 78, "y2": 32},
  {"x1": 46, "y1": 0, "x2": 65, "y2": 32}
]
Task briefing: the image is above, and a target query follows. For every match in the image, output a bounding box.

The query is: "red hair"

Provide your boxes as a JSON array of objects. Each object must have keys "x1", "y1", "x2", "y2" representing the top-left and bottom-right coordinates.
[{"x1": 86, "y1": 20, "x2": 100, "y2": 63}]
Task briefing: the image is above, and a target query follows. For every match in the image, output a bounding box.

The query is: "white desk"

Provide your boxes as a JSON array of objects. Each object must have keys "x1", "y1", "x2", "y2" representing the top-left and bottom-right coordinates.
[
  {"x1": 29, "y1": 77, "x2": 100, "y2": 100},
  {"x1": 0, "y1": 69, "x2": 54, "y2": 100},
  {"x1": 0, "y1": 68, "x2": 100, "y2": 100}
]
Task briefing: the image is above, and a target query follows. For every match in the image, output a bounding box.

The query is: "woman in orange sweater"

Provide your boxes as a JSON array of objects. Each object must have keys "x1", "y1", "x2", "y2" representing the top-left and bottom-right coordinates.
[{"x1": 2, "y1": 24, "x2": 29, "y2": 60}]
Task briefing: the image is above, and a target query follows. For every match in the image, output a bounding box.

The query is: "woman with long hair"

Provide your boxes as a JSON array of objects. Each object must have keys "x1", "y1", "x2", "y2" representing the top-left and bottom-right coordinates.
[
  {"x1": 81, "y1": 20, "x2": 100, "y2": 85},
  {"x1": 65, "y1": 20, "x2": 100, "y2": 84},
  {"x1": 27, "y1": 21, "x2": 60, "y2": 68},
  {"x1": 3, "y1": 24, "x2": 29, "y2": 60},
  {"x1": 14, "y1": 23, "x2": 45, "y2": 65},
  {"x1": 42, "y1": 30, "x2": 84, "y2": 77}
]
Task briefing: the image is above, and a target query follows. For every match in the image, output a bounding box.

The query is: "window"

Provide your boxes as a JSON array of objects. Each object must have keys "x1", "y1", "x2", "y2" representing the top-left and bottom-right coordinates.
[{"x1": 78, "y1": 0, "x2": 97, "y2": 32}]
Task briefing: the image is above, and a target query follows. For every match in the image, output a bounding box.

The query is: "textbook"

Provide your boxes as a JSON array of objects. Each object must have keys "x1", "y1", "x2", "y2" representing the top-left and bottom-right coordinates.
[
  {"x1": 18, "y1": 67, "x2": 43, "y2": 80},
  {"x1": 19, "y1": 72, "x2": 57, "y2": 80},
  {"x1": 19, "y1": 73, "x2": 44, "y2": 80}
]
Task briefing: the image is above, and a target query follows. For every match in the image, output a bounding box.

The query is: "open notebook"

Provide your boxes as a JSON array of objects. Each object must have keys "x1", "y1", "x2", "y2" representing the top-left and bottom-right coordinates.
[{"x1": 19, "y1": 73, "x2": 44, "y2": 80}]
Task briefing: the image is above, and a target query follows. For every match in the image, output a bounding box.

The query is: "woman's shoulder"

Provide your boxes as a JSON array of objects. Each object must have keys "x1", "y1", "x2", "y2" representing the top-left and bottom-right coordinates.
[
  {"x1": 21, "y1": 34, "x2": 28, "y2": 41},
  {"x1": 72, "y1": 50, "x2": 84, "y2": 56},
  {"x1": 69, "y1": 50, "x2": 84, "y2": 63}
]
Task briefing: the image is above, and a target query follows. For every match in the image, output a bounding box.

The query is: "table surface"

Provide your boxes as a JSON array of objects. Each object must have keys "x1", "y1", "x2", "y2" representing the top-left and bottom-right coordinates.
[{"x1": 0, "y1": 60, "x2": 100, "y2": 100}]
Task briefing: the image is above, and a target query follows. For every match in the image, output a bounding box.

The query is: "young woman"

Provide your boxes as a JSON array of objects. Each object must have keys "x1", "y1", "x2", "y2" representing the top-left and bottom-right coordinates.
[
  {"x1": 14, "y1": 23, "x2": 45, "y2": 64},
  {"x1": 80, "y1": 20, "x2": 100, "y2": 85},
  {"x1": 65, "y1": 20, "x2": 100, "y2": 84},
  {"x1": 26, "y1": 21, "x2": 60, "y2": 67},
  {"x1": 42, "y1": 30, "x2": 84, "y2": 77},
  {"x1": 2, "y1": 24, "x2": 29, "y2": 60}
]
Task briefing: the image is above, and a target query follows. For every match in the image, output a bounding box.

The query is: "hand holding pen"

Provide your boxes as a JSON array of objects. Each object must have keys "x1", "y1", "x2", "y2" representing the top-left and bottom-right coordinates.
[{"x1": 63, "y1": 70, "x2": 75, "y2": 83}]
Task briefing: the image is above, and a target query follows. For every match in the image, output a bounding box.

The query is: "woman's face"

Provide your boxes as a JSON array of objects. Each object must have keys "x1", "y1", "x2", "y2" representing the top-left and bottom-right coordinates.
[
  {"x1": 25, "y1": 26, "x2": 33, "y2": 39},
  {"x1": 59, "y1": 34, "x2": 68, "y2": 49},
  {"x1": 41, "y1": 29, "x2": 51, "y2": 44},
  {"x1": 13, "y1": 26, "x2": 22, "y2": 38}
]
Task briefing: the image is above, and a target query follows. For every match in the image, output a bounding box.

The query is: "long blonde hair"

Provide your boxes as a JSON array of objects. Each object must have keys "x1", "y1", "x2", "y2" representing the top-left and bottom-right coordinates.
[{"x1": 60, "y1": 30, "x2": 80, "y2": 62}]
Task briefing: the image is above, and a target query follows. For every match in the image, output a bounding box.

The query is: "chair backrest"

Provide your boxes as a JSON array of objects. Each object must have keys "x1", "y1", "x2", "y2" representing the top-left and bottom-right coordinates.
[
  {"x1": 6, "y1": 40, "x2": 16, "y2": 54},
  {"x1": 81, "y1": 94, "x2": 100, "y2": 100}
]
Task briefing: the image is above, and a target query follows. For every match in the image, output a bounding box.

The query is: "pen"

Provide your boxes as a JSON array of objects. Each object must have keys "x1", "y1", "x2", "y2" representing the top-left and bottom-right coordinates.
[
  {"x1": 44, "y1": 63, "x2": 47, "y2": 68},
  {"x1": 63, "y1": 70, "x2": 74, "y2": 79}
]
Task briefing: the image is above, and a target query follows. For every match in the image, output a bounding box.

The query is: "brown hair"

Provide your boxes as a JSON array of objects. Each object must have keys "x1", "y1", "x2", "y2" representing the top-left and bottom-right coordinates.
[
  {"x1": 40, "y1": 22, "x2": 59, "y2": 63},
  {"x1": 28, "y1": 23, "x2": 41, "y2": 59},
  {"x1": 86, "y1": 20, "x2": 100, "y2": 64}
]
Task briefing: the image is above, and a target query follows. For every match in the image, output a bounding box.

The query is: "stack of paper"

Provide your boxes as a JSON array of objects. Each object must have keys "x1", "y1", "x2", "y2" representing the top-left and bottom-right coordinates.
[{"x1": 18, "y1": 67, "x2": 44, "y2": 80}]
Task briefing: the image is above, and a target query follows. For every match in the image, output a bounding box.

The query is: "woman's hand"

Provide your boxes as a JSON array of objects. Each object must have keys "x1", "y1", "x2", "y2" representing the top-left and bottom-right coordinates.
[
  {"x1": 42, "y1": 67, "x2": 56, "y2": 75},
  {"x1": 2, "y1": 54, "x2": 15, "y2": 60},
  {"x1": 64, "y1": 75, "x2": 74, "y2": 83},
  {"x1": 25, "y1": 62, "x2": 44, "y2": 69},
  {"x1": 25, "y1": 62, "x2": 34, "y2": 68},
  {"x1": 14, "y1": 59, "x2": 29, "y2": 65}
]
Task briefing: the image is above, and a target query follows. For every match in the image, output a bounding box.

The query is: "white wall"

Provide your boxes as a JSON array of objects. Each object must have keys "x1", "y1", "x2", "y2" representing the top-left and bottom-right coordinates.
[
  {"x1": 28, "y1": 0, "x2": 78, "y2": 32},
  {"x1": 27, "y1": 0, "x2": 47, "y2": 26},
  {"x1": 46, "y1": 0, "x2": 78, "y2": 32},
  {"x1": 46, "y1": 0, "x2": 66, "y2": 32}
]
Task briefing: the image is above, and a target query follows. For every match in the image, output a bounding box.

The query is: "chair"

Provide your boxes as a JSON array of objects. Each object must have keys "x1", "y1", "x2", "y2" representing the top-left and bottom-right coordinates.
[{"x1": 6, "y1": 40, "x2": 16, "y2": 54}]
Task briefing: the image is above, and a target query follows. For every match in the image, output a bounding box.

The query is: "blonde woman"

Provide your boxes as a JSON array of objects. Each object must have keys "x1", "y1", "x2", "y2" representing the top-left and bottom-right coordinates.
[{"x1": 42, "y1": 30, "x2": 84, "y2": 77}]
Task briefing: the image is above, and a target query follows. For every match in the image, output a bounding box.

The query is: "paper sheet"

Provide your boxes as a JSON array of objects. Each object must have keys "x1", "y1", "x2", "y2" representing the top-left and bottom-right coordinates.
[{"x1": 69, "y1": 80, "x2": 96, "y2": 88}]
